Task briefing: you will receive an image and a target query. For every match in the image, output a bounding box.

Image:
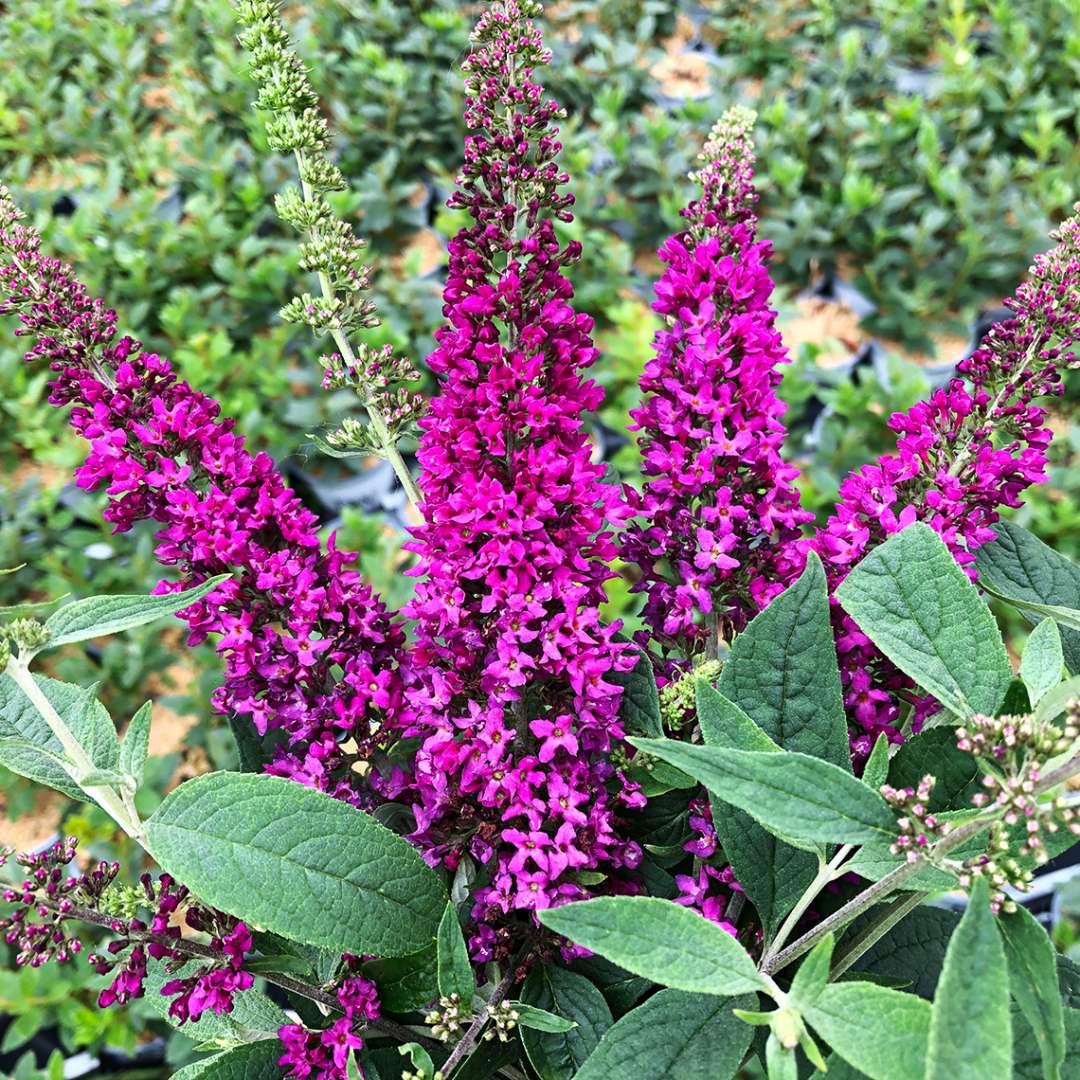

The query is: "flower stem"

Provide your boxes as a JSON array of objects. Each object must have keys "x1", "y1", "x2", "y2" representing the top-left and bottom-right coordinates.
[
  {"x1": 760, "y1": 844, "x2": 852, "y2": 969},
  {"x1": 438, "y1": 955, "x2": 522, "y2": 1080},
  {"x1": 762, "y1": 752, "x2": 1080, "y2": 976}
]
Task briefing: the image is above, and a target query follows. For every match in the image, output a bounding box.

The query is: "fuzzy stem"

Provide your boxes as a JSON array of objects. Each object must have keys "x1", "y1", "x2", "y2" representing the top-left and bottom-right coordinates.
[
  {"x1": 439, "y1": 955, "x2": 522, "y2": 1080},
  {"x1": 294, "y1": 149, "x2": 422, "y2": 510},
  {"x1": 4, "y1": 658, "x2": 145, "y2": 845},
  {"x1": 760, "y1": 844, "x2": 853, "y2": 969},
  {"x1": 828, "y1": 890, "x2": 929, "y2": 981},
  {"x1": 762, "y1": 752, "x2": 1080, "y2": 976}
]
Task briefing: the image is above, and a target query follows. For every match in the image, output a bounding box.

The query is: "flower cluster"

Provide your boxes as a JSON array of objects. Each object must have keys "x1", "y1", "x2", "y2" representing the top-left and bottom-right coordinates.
[
  {"x1": 0, "y1": 187, "x2": 407, "y2": 802},
  {"x1": 0, "y1": 837, "x2": 99, "y2": 967},
  {"x1": 622, "y1": 106, "x2": 811, "y2": 656},
  {"x1": 795, "y1": 209, "x2": 1080, "y2": 752},
  {"x1": 235, "y1": 1, "x2": 425, "y2": 466},
  {"x1": 881, "y1": 776, "x2": 948, "y2": 863},
  {"x1": 402, "y1": 0, "x2": 640, "y2": 960},
  {"x1": 92, "y1": 873, "x2": 254, "y2": 1023},
  {"x1": 278, "y1": 974, "x2": 381, "y2": 1079}
]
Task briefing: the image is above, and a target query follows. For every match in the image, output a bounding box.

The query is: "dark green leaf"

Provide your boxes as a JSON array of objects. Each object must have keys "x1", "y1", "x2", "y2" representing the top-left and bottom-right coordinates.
[
  {"x1": 887, "y1": 728, "x2": 980, "y2": 812},
  {"x1": 520, "y1": 965, "x2": 612, "y2": 1080},
  {"x1": 41, "y1": 575, "x2": 230, "y2": 651},
  {"x1": 539, "y1": 897, "x2": 765, "y2": 996},
  {"x1": 975, "y1": 520, "x2": 1080, "y2": 673},
  {"x1": 573, "y1": 988, "x2": 753, "y2": 1080},
  {"x1": 1015, "y1": 1008, "x2": 1080, "y2": 1080},
  {"x1": 631, "y1": 739, "x2": 897, "y2": 848},
  {"x1": 804, "y1": 982, "x2": 930, "y2": 1080},
  {"x1": 849, "y1": 906, "x2": 959, "y2": 1000},
  {"x1": 719, "y1": 552, "x2": 850, "y2": 767},
  {"x1": 569, "y1": 955, "x2": 650, "y2": 1016},
  {"x1": 1001, "y1": 905, "x2": 1065, "y2": 1080},
  {"x1": 926, "y1": 878, "x2": 1012, "y2": 1080},
  {"x1": 437, "y1": 904, "x2": 475, "y2": 1003},
  {"x1": 609, "y1": 647, "x2": 662, "y2": 737},
  {"x1": 836, "y1": 523, "x2": 1012, "y2": 718},
  {"x1": 146, "y1": 772, "x2": 446, "y2": 956}
]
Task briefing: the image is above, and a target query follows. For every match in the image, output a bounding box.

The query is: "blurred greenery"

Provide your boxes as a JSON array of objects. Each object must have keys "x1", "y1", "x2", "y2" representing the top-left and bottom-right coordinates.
[{"x1": 3, "y1": 0, "x2": 1080, "y2": 1070}]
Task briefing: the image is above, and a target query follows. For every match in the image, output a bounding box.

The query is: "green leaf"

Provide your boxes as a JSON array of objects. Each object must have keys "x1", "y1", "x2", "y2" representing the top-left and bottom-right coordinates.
[
  {"x1": 862, "y1": 733, "x2": 891, "y2": 791},
  {"x1": 40, "y1": 575, "x2": 230, "y2": 652},
  {"x1": 569, "y1": 956, "x2": 651, "y2": 1016},
  {"x1": 789, "y1": 934, "x2": 834, "y2": 1009},
  {"x1": 146, "y1": 772, "x2": 446, "y2": 956},
  {"x1": 141, "y1": 960, "x2": 287, "y2": 1043},
  {"x1": 1000, "y1": 905, "x2": 1065, "y2": 1080},
  {"x1": 572, "y1": 988, "x2": 753, "y2": 1080},
  {"x1": 1021, "y1": 620, "x2": 1066, "y2": 706},
  {"x1": 0, "y1": 675, "x2": 118, "y2": 803},
  {"x1": 520, "y1": 965, "x2": 612, "y2": 1080},
  {"x1": 630, "y1": 739, "x2": 897, "y2": 848},
  {"x1": 849, "y1": 906, "x2": 959, "y2": 1000},
  {"x1": 803, "y1": 982, "x2": 930, "y2": 1080},
  {"x1": 117, "y1": 701, "x2": 152, "y2": 786},
  {"x1": 697, "y1": 681, "x2": 816, "y2": 940},
  {"x1": 887, "y1": 728, "x2": 980, "y2": 812},
  {"x1": 609, "y1": 647, "x2": 662, "y2": 737},
  {"x1": 1035, "y1": 674, "x2": 1080, "y2": 725},
  {"x1": 538, "y1": 897, "x2": 765, "y2": 996},
  {"x1": 171, "y1": 1038, "x2": 283, "y2": 1080},
  {"x1": 926, "y1": 878, "x2": 1012, "y2": 1080},
  {"x1": 719, "y1": 551, "x2": 850, "y2": 767},
  {"x1": 346, "y1": 1050, "x2": 365, "y2": 1080},
  {"x1": 362, "y1": 946, "x2": 439, "y2": 1013},
  {"x1": 695, "y1": 682, "x2": 780, "y2": 753},
  {"x1": 766, "y1": 1032, "x2": 798, "y2": 1080},
  {"x1": 511, "y1": 1003, "x2": 578, "y2": 1033},
  {"x1": 835, "y1": 523, "x2": 1012, "y2": 718},
  {"x1": 436, "y1": 904, "x2": 474, "y2": 1003},
  {"x1": 976, "y1": 520, "x2": 1080, "y2": 673},
  {"x1": 1015, "y1": 1008, "x2": 1080, "y2": 1080}
]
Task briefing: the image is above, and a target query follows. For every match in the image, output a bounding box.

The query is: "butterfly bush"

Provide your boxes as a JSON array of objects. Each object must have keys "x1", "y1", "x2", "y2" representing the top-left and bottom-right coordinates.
[
  {"x1": 621, "y1": 105, "x2": 811, "y2": 658},
  {"x1": 402, "y1": 0, "x2": 642, "y2": 961},
  {"x1": 3, "y1": 2, "x2": 1080, "y2": 1077}
]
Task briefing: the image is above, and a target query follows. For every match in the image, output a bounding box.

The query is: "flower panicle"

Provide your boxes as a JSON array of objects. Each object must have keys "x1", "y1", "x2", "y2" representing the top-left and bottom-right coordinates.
[
  {"x1": 622, "y1": 108, "x2": 811, "y2": 655},
  {"x1": 800, "y1": 204, "x2": 1080, "y2": 754},
  {"x1": 234, "y1": 0, "x2": 425, "y2": 464}
]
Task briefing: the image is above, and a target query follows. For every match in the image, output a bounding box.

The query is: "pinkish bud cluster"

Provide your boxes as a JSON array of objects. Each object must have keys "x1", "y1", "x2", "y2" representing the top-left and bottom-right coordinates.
[
  {"x1": 0, "y1": 837, "x2": 100, "y2": 967},
  {"x1": 881, "y1": 776, "x2": 948, "y2": 863}
]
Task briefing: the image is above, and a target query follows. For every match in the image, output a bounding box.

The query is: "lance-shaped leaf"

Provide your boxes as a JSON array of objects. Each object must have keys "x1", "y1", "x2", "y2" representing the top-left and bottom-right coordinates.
[
  {"x1": 719, "y1": 551, "x2": 850, "y2": 767},
  {"x1": 976, "y1": 519, "x2": 1080, "y2": 672},
  {"x1": 803, "y1": 982, "x2": 931, "y2": 1080},
  {"x1": 696, "y1": 681, "x2": 817, "y2": 939},
  {"x1": 171, "y1": 1038, "x2": 283, "y2": 1079},
  {"x1": 572, "y1": 989, "x2": 755, "y2": 1080},
  {"x1": 40, "y1": 574, "x2": 230, "y2": 652},
  {"x1": 437, "y1": 904, "x2": 475, "y2": 1003},
  {"x1": 926, "y1": 878, "x2": 1012, "y2": 1080},
  {"x1": 520, "y1": 965, "x2": 612, "y2": 1080},
  {"x1": 630, "y1": 738, "x2": 897, "y2": 848},
  {"x1": 118, "y1": 701, "x2": 152, "y2": 787},
  {"x1": 1020, "y1": 620, "x2": 1066, "y2": 707},
  {"x1": 0, "y1": 675, "x2": 118, "y2": 802},
  {"x1": 146, "y1": 772, "x2": 446, "y2": 956},
  {"x1": 836, "y1": 523, "x2": 1012, "y2": 718},
  {"x1": 539, "y1": 897, "x2": 765, "y2": 997},
  {"x1": 1001, "y1": 906, "x2": 1065, "y2": 1080}
]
